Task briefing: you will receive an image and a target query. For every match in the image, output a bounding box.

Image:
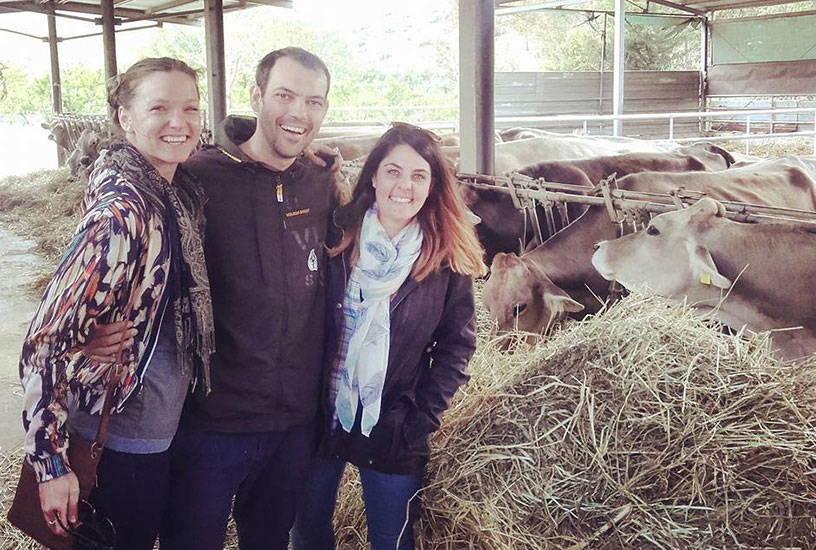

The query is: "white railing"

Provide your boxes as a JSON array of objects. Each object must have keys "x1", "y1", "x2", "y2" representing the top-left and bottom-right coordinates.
[
  {"x1": 240, "y1": 105, "x2": 816, "y2": 154},
  {"x1": 495, "y1": 107, "x2": 816, "y2": 155}
]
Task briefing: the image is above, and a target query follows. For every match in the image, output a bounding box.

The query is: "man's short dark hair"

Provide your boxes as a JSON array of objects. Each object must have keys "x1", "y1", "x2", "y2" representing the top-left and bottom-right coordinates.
[{"x1": 255, "y1": 47, "x2": 331, "y2": 97}]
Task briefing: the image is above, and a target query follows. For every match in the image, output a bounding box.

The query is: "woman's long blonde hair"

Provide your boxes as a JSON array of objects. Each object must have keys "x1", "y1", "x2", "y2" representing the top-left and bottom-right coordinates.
[{"x1": 331, "y1": 125, "x2": 486, "y2": 281}]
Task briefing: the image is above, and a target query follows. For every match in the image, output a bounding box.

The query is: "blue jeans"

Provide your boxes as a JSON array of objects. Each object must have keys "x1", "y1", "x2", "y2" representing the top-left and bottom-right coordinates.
[
  {"x1": 291, "y1": 457, "x2": 423, "y2": 550},
  {"x1": 160, "y1": 425, "x2": 313, "y2": 550},
  {"x1": 85, "y1": 447, "x2": 171, "y2": 550}
]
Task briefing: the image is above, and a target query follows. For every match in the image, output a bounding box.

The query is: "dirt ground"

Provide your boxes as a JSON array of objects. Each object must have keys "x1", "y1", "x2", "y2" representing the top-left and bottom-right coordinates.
[{"x1": 0, "y1": 227, "x2": 48, "y2": 453}]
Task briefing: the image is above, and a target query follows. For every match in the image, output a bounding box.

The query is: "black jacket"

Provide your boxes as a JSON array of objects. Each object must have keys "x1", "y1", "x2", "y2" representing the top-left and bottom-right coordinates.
[
  {"x1": 321, "y1": 245, "x2": 477, "y2": 474},
  {"x1": 181, "y1": 116, "x2": 337, "y2": 432}
]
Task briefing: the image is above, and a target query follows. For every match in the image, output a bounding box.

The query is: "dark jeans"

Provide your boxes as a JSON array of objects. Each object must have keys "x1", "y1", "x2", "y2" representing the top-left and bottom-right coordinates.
[
  {"x1": 85, "y1": 447, "x2": 172, "y2": 550},
  {"x1": 160, "y1": 425, "x2": 313, "y2": 550},
  {"x1": 291, "y1": 457, "x2": 423, "y2": 550}
]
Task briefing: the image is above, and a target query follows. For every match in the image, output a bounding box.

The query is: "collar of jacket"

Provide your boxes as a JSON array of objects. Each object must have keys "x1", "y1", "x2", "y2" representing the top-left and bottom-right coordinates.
[{"x1": 212, "y1": 114, "x2": 306, "y2": 177}]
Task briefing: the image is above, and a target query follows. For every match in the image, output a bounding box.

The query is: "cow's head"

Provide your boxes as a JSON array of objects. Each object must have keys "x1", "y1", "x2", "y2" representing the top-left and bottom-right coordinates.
[
  {"x1": 483, "y1": 252, "x2": 584, "y2": 337},
  {"x1": 592, "y1": 198, "x2": 732, "y2": 299},
  {"x1": 45, "y1": 121, "x2": 71, "y2": 152}
]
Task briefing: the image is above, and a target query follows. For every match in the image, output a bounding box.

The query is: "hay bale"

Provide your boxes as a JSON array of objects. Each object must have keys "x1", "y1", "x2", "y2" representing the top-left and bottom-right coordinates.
[{"x1": 335, "y1": 295, "x2": 816, "y2": 549}]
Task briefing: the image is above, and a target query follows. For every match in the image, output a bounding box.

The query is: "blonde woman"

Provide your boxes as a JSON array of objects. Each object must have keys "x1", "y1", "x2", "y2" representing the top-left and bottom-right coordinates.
[{"x1": 19, "y1": 57, "x2": 212, "y2": 550}]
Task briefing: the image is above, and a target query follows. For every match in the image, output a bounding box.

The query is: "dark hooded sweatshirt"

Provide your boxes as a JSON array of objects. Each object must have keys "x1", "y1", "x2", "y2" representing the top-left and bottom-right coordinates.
[{"x1": 181, "y1": 116, "x2": 337, "y2": 432}]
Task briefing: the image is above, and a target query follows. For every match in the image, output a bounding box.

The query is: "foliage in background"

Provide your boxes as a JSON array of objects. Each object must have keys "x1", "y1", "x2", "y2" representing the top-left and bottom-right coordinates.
[{"x1": 2, "y1": 0, "x2": 816, "y2": 117}]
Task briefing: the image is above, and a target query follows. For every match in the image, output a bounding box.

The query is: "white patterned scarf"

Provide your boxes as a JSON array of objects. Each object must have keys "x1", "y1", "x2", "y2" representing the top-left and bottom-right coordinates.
[{"x1": 334, "y1": 204, "x2": 423, "y2": 436}]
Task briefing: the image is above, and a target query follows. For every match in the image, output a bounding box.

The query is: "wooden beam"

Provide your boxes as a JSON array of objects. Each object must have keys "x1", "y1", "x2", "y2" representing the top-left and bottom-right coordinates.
[
  {"x1": 101, "y1": 0, "x2": 117, "y2": 93},
  {"x1": 203, "y1": 0, "x2": 226, "y2": 129},
  {"x1": 46, "y1": 0, "x2": 65, "y2": 164},
  {"x1": 459, "y1": 0, "x2": 495, "y2": 175}
]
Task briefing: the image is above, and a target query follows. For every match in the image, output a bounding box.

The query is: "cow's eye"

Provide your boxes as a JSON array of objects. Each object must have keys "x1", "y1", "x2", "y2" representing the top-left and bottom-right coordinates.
[
  {"x1": 513, "y1": 303, "x2": 527, "y2": 317},
  {"x1": 646, "y1": 225, "x2": 660, "y2": 236}
]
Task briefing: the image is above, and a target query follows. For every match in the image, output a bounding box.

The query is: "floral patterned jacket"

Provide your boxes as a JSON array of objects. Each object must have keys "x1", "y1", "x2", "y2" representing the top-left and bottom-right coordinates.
[{"x1": 20, "y1": 143, "x2": 203, "y2": 482}]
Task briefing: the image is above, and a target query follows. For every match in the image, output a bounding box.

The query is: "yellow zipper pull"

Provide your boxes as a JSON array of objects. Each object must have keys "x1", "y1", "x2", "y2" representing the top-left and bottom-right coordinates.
[{"x1": 276, "y1": 183, "x2": 284, "y2": 203}]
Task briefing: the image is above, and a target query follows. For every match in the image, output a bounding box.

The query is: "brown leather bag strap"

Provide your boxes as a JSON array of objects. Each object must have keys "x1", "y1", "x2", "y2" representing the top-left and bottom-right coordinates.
[{"x1": 90, "y1": 307, "x2": 132, "y2": 458}]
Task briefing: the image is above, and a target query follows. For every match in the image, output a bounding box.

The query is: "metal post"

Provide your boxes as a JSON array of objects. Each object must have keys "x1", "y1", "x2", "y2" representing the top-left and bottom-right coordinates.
[
  {"x1": 699, "y1": 16, "x2": 708, "y2": 133},
  {"x1": 599, "y1": 12, "x2": 607, "y2": 121},
  {"x1": 745, "y1": 116, "x2": 750, "y2": 155},
  {"x1": 612, "y1": 0, "x2": 625, "y2": 136},
  {"x1": 812, "y1": 109, "x2": 816, "y2": 155},
  {"x1": 458, "y1": 0, "x2": 494, "y2": 175},
  {"x1": 203, "y1": 0, "x2": 227, "y2": 131},
  {"x1": 45, "y1": 0, "x2": 65, "y2": 165}
]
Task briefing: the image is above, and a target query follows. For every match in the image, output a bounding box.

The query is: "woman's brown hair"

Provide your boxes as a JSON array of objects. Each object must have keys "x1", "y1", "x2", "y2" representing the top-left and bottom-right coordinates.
[
  {"x1": 332, "y1": 124, "x2": 487, "y2": 281},
  {"x1": 107, "y1": 57, "x2": 200, "y2": 130}
]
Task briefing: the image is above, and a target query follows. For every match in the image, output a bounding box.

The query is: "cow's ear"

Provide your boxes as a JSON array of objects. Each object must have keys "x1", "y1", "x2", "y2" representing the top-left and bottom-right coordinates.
[
  {"x1": 691, "y1": 245, "x2": 731, "y2": 289},
  {"x1": 544, "y1": 291, "x2": 584, "y2": 314}
]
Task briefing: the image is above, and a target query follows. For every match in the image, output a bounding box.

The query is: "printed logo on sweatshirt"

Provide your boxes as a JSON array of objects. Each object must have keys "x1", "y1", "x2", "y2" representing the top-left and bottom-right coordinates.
[
  {"x1": 308, "y1": 248, "x2": 318, "y2": 272},
  {"x1": 286, "y1": 208, "x2": 311, "y2": 218}
]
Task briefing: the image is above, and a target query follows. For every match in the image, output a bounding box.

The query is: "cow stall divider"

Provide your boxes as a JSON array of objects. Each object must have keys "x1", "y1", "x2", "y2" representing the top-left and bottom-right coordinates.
[{"x1": 458, "y1": 171, "x2": 816, "y2": 254}]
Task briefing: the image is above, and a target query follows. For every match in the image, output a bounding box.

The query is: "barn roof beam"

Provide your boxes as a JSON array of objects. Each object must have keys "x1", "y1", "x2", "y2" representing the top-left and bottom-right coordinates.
[
  {"x1": 145, "y1": 0, "x2": 194, "y2": 15},
  {"x1": 48, "y1": 22, "x2": 159, "y2": 40},
  {"x1": 646, "y1": 0, "x2": 706, "y2": 15},
  {"x1": 496, "y1": 0, "x2": 597, "y2": 15},
  {"x1": 0, "y1": 0, "x2": 199, "y2": 24},
  {"x1": 0, "y1": 2, "x2": 97, "y2": 22}
]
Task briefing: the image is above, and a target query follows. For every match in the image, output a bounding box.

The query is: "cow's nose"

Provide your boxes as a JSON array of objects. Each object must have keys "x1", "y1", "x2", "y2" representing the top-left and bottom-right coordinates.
[
  {"x1": 593, "y1": 242, "x2": 601, "y2": 251},
  {"x1": 80, "y1": 156, "x2": 91, "y2": 166}
]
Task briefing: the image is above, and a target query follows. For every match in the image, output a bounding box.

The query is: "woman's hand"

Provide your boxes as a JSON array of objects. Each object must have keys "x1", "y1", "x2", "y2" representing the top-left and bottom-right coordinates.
[
  {"x1": 304, "y1": 144, "x2": 343, "y2": 173},
  {"x1": 84, "y1": 321, "x2": 136, "y2": 362},
  {"x1": 39, "y1": 472, "x2": 80, "y2": 536}
]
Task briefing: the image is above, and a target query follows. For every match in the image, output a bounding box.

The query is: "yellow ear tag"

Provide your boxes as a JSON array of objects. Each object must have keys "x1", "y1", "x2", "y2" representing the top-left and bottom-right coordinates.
[{"x1": 699, "y1": 273, "x2": 712, "y2": 285}]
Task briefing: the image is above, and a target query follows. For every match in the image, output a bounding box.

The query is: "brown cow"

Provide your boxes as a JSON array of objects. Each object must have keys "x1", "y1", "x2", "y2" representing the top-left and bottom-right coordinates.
[
  {"x1": 465, "y1": 143, "x2": 736, "y2": 262},
  {"x1": 67, "y1": 128, "x2": 102, "y2": 179},
  {"x1": 482, "y1": 157, "x2": 816, "y2": 337},
  {"x1": 591, "y1": 198, "x2": 816, "y2": 361},
  {"x1": 42, "y1": 120, "x2": 71, "y2": 158},
  {"x1": 314, "y1": 130, "x2": 460, "y2": 161}
]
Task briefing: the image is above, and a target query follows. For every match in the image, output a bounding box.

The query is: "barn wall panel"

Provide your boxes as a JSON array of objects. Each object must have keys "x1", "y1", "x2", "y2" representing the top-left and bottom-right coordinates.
[
  {"x1": 707, "y1": 60, "x2": 816, "y2": 96},
  {"x1": 495, "y1": 71, "x2": 701, "y2": 138}
]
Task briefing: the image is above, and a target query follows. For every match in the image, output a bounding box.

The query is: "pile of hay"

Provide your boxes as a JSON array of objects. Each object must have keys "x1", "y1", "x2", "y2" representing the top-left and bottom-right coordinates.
[
  {"x1": 334, "y1": 295, "x2": 816, "y2": 549},
  {"x1": 0, "y1": 168, "x2": 82, "y2": 262}
]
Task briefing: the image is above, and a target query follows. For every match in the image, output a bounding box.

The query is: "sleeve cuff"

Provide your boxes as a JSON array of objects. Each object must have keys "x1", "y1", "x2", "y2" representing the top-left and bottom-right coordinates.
[{"x1": 29, "y1": 453, "x2": 72, "y2": 483}]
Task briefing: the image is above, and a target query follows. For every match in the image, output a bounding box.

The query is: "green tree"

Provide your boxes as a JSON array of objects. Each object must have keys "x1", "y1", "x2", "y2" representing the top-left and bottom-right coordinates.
[{"x1": 61, "y1": 65, "x2": 106, "y2": 113}]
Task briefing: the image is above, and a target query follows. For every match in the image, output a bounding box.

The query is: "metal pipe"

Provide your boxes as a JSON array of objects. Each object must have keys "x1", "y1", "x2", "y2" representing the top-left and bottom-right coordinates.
[
  {"x1": 745, "y1": 116, "x2": 750, "y2": 155},
  {"x1": 457, "y1": 176, "x2": 816, "y2": 227},
  {"x1": 612, "y1": 0, "x2": 625, "y2": 136},
  {"x1": 458, "y1": 0, "x2": 494, "y2": 175}
]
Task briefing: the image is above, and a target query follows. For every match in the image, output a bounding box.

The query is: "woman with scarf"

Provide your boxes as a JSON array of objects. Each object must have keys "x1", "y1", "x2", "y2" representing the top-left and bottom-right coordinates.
[
  {"x1": 292, "y1": 124, "x2": 487, "y2": 550},
  {"x1": 19, "y1": 57, "x2": 213, "y2": 550}
]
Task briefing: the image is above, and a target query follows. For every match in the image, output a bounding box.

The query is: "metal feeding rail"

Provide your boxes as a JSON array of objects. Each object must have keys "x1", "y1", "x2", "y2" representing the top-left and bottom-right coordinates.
[{"x1": 457, "y1": 171, "x2": 816, "y2": 235}]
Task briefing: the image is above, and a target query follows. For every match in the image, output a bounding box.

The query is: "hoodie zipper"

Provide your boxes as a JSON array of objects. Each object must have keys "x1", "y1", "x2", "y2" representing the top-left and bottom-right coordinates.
[{"x1": 277, "y1": 174, "x2": 289, "y2": 341}]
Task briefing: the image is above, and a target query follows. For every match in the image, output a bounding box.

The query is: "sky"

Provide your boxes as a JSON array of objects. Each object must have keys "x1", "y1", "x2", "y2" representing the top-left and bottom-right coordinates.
[{"x1": 0, "y1": 0, "x2": 452, "y2": 75}]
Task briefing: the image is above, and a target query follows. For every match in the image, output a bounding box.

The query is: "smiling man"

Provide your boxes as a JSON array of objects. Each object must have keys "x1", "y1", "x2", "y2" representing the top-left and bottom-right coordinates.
[{"x1": 159, "y1": 47, "x2": 336, "y2": 550}]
